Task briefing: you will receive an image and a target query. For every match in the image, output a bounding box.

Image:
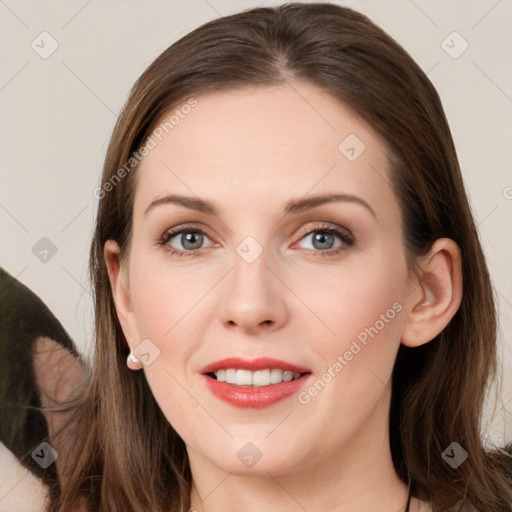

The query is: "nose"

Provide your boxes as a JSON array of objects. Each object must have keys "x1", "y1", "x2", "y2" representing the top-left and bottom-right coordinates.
[{"x1": 221, "y1": 250, "x2": 288, "y2": 336}]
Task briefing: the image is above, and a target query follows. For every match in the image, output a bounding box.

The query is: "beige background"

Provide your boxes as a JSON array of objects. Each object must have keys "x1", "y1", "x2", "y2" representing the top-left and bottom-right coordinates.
[{"x1": 0, "y1": 0, "x2": 511, "y2": 448}]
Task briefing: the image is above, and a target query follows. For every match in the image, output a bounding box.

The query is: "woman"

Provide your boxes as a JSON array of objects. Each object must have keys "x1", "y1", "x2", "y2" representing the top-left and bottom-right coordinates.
[{"x1": 46, "y1": 3, "x2": 512, "y2": 511}]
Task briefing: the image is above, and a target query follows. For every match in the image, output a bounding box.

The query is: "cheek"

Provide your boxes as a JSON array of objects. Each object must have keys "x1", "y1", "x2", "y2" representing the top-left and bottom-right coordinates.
[
  {"x1": 128, "y1": 247, "x2": 202, "y2": 340},
  {"x1": 297, "y1": 251, "x2": 407, "y2": 414},
  {"x1": 298, "y1": 252, "x2": 406, "y2": 345},
  {"x1": 128, "y1": 259, "x2": 205, "y2": 432},
  {"x1": 291, "y1": 263, "x2": 406, "y2": 445}
]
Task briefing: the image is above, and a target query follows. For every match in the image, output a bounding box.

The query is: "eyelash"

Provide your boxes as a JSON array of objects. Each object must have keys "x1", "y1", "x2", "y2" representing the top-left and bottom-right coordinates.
[{"x1": 158, "y1": 223, "x2": 355, "y2": 258}]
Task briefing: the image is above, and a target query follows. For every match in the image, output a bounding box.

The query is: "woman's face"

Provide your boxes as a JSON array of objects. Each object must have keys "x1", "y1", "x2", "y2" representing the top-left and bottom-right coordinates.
[{"x1": 117, "y1": 81, "x2": 416, "y2": 476}]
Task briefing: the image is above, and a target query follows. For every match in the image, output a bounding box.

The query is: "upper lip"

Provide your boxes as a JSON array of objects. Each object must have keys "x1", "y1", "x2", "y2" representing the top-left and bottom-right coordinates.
[{"x1": 200, "y1": 357, "x2": 311, "y2": 374}]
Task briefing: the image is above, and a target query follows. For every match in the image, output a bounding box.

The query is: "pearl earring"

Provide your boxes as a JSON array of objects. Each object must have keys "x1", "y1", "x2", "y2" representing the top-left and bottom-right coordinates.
[{"x1": 127, "y1": 340, "x2": 143, "y2": 370}]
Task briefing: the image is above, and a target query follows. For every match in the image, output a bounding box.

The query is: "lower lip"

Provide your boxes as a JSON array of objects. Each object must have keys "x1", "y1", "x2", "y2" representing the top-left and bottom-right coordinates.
[{"x1": 203, "y1": 374, "x2": 310, "y2": 409}]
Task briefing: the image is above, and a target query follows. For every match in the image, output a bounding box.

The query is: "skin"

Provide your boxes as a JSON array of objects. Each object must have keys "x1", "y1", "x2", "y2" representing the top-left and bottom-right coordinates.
[{"x1": 105, "y1": 80, "x2": 462, "y2": 512}]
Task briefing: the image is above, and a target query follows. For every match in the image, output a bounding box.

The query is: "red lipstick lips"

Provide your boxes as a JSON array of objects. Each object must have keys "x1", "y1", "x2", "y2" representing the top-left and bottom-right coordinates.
[{"x1": 201, "y1": 357, "x2": 311, "y2": 409}]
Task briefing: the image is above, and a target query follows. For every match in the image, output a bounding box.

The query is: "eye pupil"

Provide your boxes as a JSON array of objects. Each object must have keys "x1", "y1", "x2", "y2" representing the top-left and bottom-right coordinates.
[
  {"x1": 182, "y1": 232, "x2": 203, "y2": 250},
  {"x1": 313, "y1": 231, "x2": 334, "y2": 250}
]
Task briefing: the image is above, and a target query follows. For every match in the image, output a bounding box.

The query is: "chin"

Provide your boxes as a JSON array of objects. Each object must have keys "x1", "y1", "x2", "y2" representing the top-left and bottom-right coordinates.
[{"x1": 191, "y1": 435, "x2": 309, "y2": 477}]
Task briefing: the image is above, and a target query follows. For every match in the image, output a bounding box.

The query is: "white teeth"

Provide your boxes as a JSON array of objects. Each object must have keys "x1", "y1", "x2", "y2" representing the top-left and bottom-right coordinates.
[
  {"x1": 253, "y1": 370, "x2": 270, "y2": 386},
  {"x1": 270, "y1": 369, "x2": 283, "y2": 384},
  {"x1": 282, "y1": 371, "x2": 294, "y2": 382},
  {"x1": 212, "y1": 368, "x2": 303, "y2": 386},
  {"x1": 236, "y1": 369, "x2": 253, "y2": 386},
  {"x1": 225, "y1": 369, "x2": 237, "y2": 384}
]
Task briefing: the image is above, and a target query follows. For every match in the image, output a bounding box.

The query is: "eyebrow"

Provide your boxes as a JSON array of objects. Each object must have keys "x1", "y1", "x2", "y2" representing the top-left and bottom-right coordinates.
[{"x1": 144, "y1": 192, "x2": 376, "y2": 218}]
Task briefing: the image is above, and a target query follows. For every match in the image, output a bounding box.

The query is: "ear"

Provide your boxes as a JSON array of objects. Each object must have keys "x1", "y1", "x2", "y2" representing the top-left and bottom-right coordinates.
[
  {"x1": 401, "y1": 238, "x2": 463, "y2": 348},
  {"x1": 104, "y1": 240, "x2": 139, "y2": 350}
]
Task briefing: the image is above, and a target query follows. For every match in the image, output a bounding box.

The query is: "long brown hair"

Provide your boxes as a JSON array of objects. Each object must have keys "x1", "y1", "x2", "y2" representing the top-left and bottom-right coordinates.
[{"x1": 48, "y1": 3, "x2": 512, "y2": 511}]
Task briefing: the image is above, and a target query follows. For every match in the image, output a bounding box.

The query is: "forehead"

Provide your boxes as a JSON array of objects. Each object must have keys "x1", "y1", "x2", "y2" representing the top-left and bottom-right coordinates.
[{"x1": 134, "y1": 81, "x2": 396, "y2": 220}]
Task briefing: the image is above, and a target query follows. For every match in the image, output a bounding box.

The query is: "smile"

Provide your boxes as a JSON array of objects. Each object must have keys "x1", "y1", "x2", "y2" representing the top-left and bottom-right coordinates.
[{"x1": 201, "y1": 357, "x2": 312, "y2": 408}]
